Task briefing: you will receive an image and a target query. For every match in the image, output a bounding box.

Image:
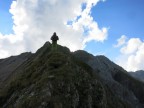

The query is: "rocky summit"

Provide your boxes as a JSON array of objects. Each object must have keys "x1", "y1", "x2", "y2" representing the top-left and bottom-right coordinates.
[{"x1": 0, "y1": 42, "x2": 144, "y2": 108}]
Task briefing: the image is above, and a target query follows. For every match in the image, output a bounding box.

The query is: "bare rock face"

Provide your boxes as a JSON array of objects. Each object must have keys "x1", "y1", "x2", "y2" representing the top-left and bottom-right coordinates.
[{"x1": 0, "y1": 42, "x2": 144, "y2": 108}]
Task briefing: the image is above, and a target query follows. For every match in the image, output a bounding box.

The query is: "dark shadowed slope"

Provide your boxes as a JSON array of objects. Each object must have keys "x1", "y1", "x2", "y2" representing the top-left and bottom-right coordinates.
[{"x1": 0, "y1": 52, "x2": 32, "y2": 88}]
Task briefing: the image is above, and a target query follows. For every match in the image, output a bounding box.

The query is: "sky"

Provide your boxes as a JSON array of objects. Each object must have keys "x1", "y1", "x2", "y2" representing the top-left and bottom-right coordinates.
[{"x1": 0, "y1": 0, "x2": 144, "y2": 72}]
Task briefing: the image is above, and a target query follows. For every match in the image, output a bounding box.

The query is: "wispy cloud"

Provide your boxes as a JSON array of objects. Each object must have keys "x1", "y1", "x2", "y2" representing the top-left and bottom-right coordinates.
[{"x1": 114, "y1": 35, "x2": 127, "y2": 47}]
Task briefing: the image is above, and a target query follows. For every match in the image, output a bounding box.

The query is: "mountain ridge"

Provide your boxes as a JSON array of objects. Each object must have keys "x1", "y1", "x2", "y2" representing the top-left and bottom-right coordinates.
[
  {"x1": 129, "y1": 70, "x2": 144, "y2": 82},
  {"x1": 73, "y1": 50, "x2": 144, "y2": 107},
  {"x1": 0, "y1": 52, "x2": 32, "y2": 89},
  {"x1": 0, "y1": 41, "x2": 144, "y2": 108}
]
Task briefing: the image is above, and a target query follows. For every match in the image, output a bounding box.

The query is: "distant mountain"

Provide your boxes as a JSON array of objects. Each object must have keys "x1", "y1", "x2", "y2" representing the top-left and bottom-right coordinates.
[
  {"x1": 0, "y1": 52, "x2": 32, "y2": 88},
  {"x1": 129, "y1": 70, "x2": 144, "y2": 82},
  {"x1": 0, "y1": 42, "x2": 144, "y2": 108},
  {"x1": 73, "y1": 50, "x2": 144, "y2": 108}
]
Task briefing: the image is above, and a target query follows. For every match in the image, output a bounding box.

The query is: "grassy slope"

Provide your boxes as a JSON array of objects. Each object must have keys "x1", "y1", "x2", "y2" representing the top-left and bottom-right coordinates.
[{"x1": 0, "y1": 44, "x2": 132, "y2": 108}]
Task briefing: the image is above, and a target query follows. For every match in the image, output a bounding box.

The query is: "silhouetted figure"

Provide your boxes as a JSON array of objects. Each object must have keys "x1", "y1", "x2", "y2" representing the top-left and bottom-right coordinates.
[
  {"x1": 51, "y1": 32, "x2": 59, "y2": 50},
  {"x1": 51, "y1": 32, "x2": 59, "y2": 44}
]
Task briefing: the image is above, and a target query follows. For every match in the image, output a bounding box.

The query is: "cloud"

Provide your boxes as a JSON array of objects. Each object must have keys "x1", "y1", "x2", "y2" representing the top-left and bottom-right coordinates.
[
  {"x1": 114, "y1": 35, "x2": 127, "y2": 47},
  {"x1": 0, "y1": 0, "x2": 108, "y2": 58},
  {"x1": 116, "y1": 36, "x2": 144, "y2": 71},
  {"x1": 120, "y1": 38, "x2": 142, "y2": 55}
]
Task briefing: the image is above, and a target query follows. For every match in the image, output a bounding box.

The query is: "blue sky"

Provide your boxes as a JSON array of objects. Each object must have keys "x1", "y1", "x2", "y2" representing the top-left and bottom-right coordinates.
[
  {"x1": 0, "y1": 0, "x2": 13, "y2": 34},
  {"x1": 0, "y1": 0, "x2": 144, "y2": 71},
  {"x1": 85, "y1": 0, "x2": 144, "y2": 59}
]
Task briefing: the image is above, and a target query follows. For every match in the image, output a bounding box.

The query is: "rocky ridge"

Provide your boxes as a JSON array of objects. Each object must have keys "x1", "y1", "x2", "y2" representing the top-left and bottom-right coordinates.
[{"x1": 0, "y1": 42, "x2": 144, "y2": 108}]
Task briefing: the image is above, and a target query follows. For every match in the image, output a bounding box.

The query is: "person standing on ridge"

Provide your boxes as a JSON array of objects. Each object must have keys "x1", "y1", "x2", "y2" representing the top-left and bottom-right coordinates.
[{"x1": 51, "y1": 32, "x2": 59, "y2": 50}]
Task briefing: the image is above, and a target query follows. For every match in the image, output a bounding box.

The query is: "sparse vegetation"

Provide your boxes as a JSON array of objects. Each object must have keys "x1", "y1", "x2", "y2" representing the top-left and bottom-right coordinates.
[{"x1": 0, "y1": 42, "x2": 143, "y2": 108}]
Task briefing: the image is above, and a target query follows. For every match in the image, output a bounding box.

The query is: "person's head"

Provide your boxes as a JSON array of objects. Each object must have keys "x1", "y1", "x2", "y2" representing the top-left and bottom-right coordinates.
[{"x1": 53, "y1": 32, "x2": 56, "y2": 36}]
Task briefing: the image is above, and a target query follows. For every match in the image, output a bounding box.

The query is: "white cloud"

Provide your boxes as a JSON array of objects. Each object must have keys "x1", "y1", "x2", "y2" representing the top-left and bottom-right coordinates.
[
  {"x1": 120, "y1": 38, "x2": 142, "y2": 55},
  {"x1": 116, "y1": 36, "x2": 144, "y2": 71},
  {"x1": 69, "y1": 0, "x2": 108, "y2": 44},
  {"x1": 0, "y1": 0, "x2": 108, "y2": 58},
  {"x1": 114, "y1": 35, "x2": 127, "y2": 47}
]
